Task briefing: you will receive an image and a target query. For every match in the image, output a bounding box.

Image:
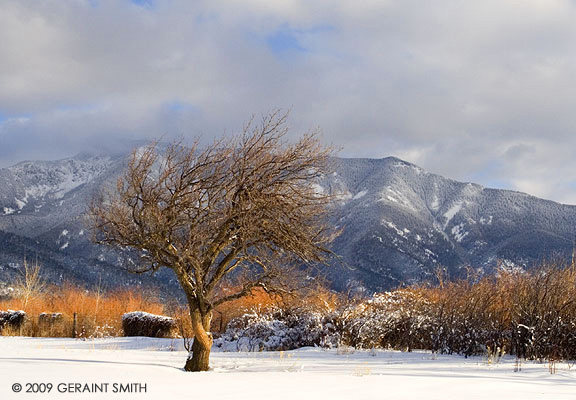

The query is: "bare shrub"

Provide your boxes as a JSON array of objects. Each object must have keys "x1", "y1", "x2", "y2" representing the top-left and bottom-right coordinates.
[
  {"x1": 13, "y1": 260, "x2": 45, "y2": 309},
  {"x1": 216, "y1": 261, "x2": 576, "y2": 365}
]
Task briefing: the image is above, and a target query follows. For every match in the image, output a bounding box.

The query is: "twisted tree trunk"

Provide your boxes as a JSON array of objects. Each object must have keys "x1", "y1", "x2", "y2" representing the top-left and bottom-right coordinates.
[{"x1": 184, "y1": 308, "x2": 213, "y2": 372}]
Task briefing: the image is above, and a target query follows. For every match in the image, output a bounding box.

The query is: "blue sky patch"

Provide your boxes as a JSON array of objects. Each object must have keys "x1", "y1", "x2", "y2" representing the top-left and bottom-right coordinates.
[
  {"x1": 468, "y1": 162, "x2": 510, "y2": 190},
  {"x1": 266, "y1": 29, "x2": 306, "y2": 54},
  {"x1": 131, "y1": 0, "x2": 154, "y2": 8},
  {"x1": 0, "y1": 112, "x2": 32, "y2": 124},
  {"x1": 265, "y1": 25, "x2": 335, "y2": 55}
]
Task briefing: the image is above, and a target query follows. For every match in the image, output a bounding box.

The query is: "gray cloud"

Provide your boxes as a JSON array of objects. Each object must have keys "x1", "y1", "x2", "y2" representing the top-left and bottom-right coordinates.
[{"x1": 2, "y1": 0, "x2": 576, "y2": 202}]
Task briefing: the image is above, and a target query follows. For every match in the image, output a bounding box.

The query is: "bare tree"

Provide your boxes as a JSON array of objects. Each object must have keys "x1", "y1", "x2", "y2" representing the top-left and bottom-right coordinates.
[
  {"x1": 88, "y1": 111, "x2": 336, "y2": 371},
  {"x1": 15, "y1": 259, "x2": 46, "y2": 309}
]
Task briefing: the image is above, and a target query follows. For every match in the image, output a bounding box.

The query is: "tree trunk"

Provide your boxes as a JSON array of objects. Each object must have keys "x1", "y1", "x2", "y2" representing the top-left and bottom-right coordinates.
[{"x1": 184, "y1": 308, "x2": 213, "y2": 372}]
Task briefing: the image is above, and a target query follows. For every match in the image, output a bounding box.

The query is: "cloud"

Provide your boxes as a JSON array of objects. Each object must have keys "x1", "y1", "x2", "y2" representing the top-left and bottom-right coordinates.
[{"x1": 1, "y1": 0, "x2": 576, "y2": 203}]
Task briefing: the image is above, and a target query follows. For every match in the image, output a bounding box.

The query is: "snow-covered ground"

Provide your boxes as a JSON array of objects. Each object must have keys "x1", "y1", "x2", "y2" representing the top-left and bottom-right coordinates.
[{"x1": 0, "y1": 337, "x2": 574, "y2": 399}]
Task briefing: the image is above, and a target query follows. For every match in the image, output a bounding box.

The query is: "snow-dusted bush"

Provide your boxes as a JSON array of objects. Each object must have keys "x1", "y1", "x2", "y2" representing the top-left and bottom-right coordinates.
[
  {"x1": 504, "y1": 266, "x2": 576, "y2": 361},
  {"x1": 38, "y1": 312, "x2": 63, "y2": 325},
  {"x1": 122, "y1": 311, "x2": 175, "y2": 338},
  {"x1": 339, "y1": 290, "x2": 432, "y2": 351},
  {"x1": 215, "y1": 263, "x2": 576, "y2": 363},
  {"x1": 215, "y1": 306, "x2": 340, "y2": 351},
  {"x1": 0, "y1": 286, "x2": 15, "y2": 301},
  {"x1": 0, "y1": 310, "x2": 26, "y2": 332},
  {"x1": 90, "y1": 323, "x2": 121, "y2": 338},
  {"x1": 36, "y1": 312, "x2": 65, "y2": 336},
  {"x1": 213, "y1": 288, "x2": 518, "y2": 357},
  {"x1": 216, "y1": 291, "x2": 438, "y2": 353}
]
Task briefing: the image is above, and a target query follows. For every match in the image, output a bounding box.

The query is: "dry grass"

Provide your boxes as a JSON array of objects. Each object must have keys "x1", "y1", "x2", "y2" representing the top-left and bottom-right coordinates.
[
  {"x1": 0, "y1": 284, "x2": 166, "y2": 338},
  {"x1": 0, "y1": 280, "x2": 340, "y2": 339},
  {"x1": 337, "y1": 261, "x2": 576, "y2": 362}
]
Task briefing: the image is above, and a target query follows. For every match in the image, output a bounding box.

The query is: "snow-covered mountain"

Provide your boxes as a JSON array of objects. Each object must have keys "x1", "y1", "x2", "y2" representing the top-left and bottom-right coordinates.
[
  {"x1": 322, "y1": 157, "x2": 576, "y2": 291},
  {"x1": 1, "y1": 153, "x2": 575, "y2": 292},
  {"x1": 0, "y1": 153, "x2": 177, "y2": 295}
]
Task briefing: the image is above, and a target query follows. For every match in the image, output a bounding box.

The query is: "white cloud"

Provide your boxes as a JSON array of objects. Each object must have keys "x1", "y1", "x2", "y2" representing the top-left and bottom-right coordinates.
[{"x1": 2, "y1": 0, "x2": 576, "y2": 203}]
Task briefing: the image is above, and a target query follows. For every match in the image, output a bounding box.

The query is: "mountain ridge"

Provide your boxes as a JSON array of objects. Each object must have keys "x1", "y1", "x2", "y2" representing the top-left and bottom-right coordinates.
[{"x1": 0, "y1": 151, "x2": 574, "y2": 293}]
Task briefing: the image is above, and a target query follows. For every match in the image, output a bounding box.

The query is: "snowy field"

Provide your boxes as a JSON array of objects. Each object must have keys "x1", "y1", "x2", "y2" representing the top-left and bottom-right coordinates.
[{"x1": 0, "y1": 337, "x2": 575, "y2": 400}]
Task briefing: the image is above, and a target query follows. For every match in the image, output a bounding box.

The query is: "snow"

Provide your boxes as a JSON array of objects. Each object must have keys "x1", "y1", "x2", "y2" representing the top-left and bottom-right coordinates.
[
  {"x1": 424, "y1": 248, "x2": 437, "y2": 260},
  {"x1": 336, "y1": 191, "x2": 353, "y2": 201},
  {"x1": 451, "y1": 223, "x2": 469, "y2": 242},
  {"x1": 2, "y1": 207, "x2": 15, "y2": 215},
  {"x1": 443, "y1": 202, "x2": 462, "y2": 228},
  {"x1": 430, "y1": 195, "x2": 440, "y2": 211},
  {"x1": 14, "y1": 197, "x2": 27, "y2": 210},
  {"x1": 379, "y1": 186, "x2": 416, "y2": 210},
  {"x1": 378, "y1": 186, "x2": 416, "y2": 211},
  {"x1": 352, "y1": 190, "x2": 367, "y2": 200},
  {"x1": 390, "y1": 162, "x2": 423, "y2": 175},
  {"x1": 60, "y1": 242, "x2": 69, "y2": 250},
  {"x1": 0, "y1": 337, "x2": 574, "y2": 399},
  {"x1": 122, "y1": 311, "x2": 174, "y2": 325},
  {"x1": 383, "y1": 220, "x2": 405, "y2": 237},
  {"x1": 432, "y1": 221, "x2": 452, "y2": 244},
  {"x1": 25, "y1": 185, "x2": 53, "y2": 200},
  {"x1": 310, "y1": 183, "x2": 325, "y2": 195},
  {"x1": 8, "y1": 156, "x2": 112, "y2": 204}
]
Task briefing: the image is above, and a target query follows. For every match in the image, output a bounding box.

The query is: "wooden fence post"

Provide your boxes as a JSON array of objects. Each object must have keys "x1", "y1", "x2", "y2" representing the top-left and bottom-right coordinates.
[{"x1": 72, "y1": 312, "x2": 77, "y2": 338}]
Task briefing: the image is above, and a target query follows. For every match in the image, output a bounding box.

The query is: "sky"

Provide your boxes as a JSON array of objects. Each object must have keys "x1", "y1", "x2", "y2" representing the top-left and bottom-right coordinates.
[{"x1": 2, "y1": 0, "x2": 576, "y2": 203}]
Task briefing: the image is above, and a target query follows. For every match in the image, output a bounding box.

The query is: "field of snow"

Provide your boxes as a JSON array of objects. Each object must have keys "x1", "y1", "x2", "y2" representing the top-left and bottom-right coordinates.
[{"x1": 0, "y1": 337, "x2": 575, "y2": 399}]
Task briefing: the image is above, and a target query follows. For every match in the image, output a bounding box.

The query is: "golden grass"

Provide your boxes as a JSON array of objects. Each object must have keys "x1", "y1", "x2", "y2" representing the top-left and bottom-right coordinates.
[
  {"x1": 0, "y1": 284, "x2": 166, "y2": 338},
  {"x1": 0, "y1": 280, "x2": 339, "y2": 338}
]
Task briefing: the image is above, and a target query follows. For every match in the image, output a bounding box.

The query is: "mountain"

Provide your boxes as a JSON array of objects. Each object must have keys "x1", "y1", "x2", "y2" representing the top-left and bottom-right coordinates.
[
  {"x1": 0, "y1": 153, "x2": 177, "y2": 296},
  {"x1": 321, "y1": 157, "x2": 576, "y2": 291},
  {"x1": 0, "y1": 152, "x2": 575, "y2": 293}
]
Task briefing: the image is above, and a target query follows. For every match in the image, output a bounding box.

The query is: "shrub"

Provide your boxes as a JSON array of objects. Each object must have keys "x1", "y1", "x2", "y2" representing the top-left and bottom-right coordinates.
[
  {"x1": 122, "y1": 311, "x2": 176, "y2": 338},
  {"x1": 338, "y1": 290, "x2": 432, "y2": 351},
  {"x1": 215, "y1": 261, "x2": 576, "y2": 364},
  {"x1": 0, "y1": 284, "x2": 166, "y2": 338},
  {"x1": 0, "y1": 310, "x2": 26, "y2": 333},
  {"x1": 215, "y1": 306, "x2": 340, "y2": 351},
  {"x1": 38, "y1": 312, "x2": 63, "y2": 324}
]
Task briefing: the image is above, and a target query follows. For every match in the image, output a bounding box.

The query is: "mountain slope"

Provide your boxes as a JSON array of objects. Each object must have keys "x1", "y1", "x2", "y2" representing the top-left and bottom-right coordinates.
[
  {"x1": 322, "y1": 157, "x2": 576, "y2": 291},
  {"x1": 0, "y1": 153, "x2": 178, "y2": 295},
  {"x1": 1, "y1": 153, "x2": 575, "y2": 292}
]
